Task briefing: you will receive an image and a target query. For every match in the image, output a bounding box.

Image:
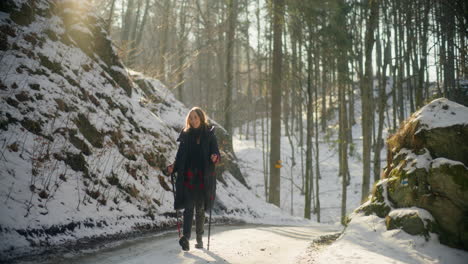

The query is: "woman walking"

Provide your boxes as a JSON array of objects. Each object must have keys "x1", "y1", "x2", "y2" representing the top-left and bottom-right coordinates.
[{"x1": 167, "y1": 107, "x2": 220, "y2": 251}]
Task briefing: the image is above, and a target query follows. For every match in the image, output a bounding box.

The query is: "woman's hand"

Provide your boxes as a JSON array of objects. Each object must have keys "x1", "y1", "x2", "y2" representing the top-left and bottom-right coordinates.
[
  {"x1": 211, "y1": 154, "x2": 219, "y2": 163},
  {"x1": 166, "y1": 164, "x2": 174, "y2": 175}
]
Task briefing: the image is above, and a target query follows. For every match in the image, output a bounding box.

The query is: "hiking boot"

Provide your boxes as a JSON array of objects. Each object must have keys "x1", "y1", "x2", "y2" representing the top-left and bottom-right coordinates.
[
  {"x1": 195, "y1": 236, "x2": 203, "y2": 249},
  {"x1": 179, "y1": 236, "x2": 189, "y2": 251}
]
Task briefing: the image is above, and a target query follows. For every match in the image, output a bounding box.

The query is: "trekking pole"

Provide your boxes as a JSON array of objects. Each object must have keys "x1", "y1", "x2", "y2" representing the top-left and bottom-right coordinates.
[
  {"x1": 170, "y1": 172, "x2": 181, "y2": 238},
  {"x1": 207, "y1": 178, "x2": 216, "y2": 251},
  {"x1": 207, "y1": 203, "x2": 213, "y2": 250}
]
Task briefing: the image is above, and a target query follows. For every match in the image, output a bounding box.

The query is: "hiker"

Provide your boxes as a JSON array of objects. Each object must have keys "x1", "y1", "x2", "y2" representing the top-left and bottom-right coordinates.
[{"x1": 166, "y1": 107, "x2": 220, "y2": 251}]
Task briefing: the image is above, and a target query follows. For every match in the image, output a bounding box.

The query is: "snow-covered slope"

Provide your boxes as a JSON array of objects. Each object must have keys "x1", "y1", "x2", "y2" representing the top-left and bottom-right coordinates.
[{"x1": 0, "y1": 0, "x2": 308, "y2": 261}]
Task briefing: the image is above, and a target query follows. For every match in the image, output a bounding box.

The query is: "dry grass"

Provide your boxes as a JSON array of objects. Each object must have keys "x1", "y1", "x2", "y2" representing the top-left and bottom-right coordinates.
[{"x1": 387, "y1": 120, "x2": 424, "y2": 153}]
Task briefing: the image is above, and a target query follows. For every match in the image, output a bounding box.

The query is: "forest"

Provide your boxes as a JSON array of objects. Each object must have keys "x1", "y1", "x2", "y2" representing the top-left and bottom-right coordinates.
[{"x1": 95, "y1": 0, "x2": 466, "y2": 223}]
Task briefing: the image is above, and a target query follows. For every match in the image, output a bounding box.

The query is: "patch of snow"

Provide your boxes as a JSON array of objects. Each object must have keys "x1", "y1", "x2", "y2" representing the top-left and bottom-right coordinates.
[
  {"x1": 412, "y1": 98, "x2": 468, "y2": 133},
  {"x1": 314, "y1": 213, "x2": 468, "y2": 264},
  {"x1": 389, "y1": 207, "x2": 435, "y2": 227},
  {"x1": 431, "y1": 158, "x2": 467, "y2": 169},
  {"x1": 395, "y1": 148, "x2": 432, "y2": 173}
]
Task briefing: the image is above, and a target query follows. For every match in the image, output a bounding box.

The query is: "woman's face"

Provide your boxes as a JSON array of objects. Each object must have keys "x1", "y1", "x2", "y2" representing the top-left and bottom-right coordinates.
[{"x1": 189, "y1": 111, "x2": 201, "y2": 129}]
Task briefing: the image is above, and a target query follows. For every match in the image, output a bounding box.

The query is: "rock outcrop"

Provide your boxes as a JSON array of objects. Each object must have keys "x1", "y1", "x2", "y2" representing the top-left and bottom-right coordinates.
[{"x1": 356, "y1": 98, "x2": 468, "y2": 250}]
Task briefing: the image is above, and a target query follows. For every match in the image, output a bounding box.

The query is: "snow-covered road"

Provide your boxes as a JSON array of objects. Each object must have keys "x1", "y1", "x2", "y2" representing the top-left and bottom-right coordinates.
[{"x1": 30, "y1": 224, "x2": 340, "y2": 264}]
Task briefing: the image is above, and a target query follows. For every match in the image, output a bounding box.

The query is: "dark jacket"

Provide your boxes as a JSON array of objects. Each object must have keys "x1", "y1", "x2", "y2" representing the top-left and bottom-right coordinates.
[{"x1": 173, "y1": 125, "x2": 220, "y2": 210}]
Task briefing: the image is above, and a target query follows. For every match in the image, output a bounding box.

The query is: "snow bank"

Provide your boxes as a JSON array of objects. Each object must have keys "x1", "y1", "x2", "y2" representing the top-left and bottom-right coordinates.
[{"x1": 315, "y1": 213, "x2": 468, "y2": 264}]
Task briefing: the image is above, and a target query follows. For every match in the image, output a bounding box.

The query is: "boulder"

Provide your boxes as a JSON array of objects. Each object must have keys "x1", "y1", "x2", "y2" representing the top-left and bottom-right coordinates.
[
  {"x1": 387, "y1": 98, "x2": 468, "y2": 166},
  {"x1": 385, "y1": 208, "x2": 435, "y2": 237},
  {"x1": 356, "y1": 98, "x2": 468, "y2": 250}
]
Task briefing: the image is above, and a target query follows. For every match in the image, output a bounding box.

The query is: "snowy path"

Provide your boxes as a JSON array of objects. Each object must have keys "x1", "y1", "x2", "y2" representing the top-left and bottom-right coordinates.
[{"x1": 31, "y1": 224, "x2": 340, "y2": 264}]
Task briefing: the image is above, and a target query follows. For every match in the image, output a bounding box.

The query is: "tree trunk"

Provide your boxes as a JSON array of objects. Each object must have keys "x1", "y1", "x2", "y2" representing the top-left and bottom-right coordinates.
[
  {"x1": 304, "y1": 33, "x2": 313, "y2": 219},
  {"x1": 224, "y1": 0, "x2": 238, "y2": 136},
  {"x1": 107, "y1": 0, "x2": 116, "y2": 33},
  {"x1": 268, "y1": 0, "x2": 284, "y2": 207},
  {"x1": 361, "y1": 0, "x2": 379, "y2": 202},
  {"x1": 121, "y1": 0, "x2": 135, "y2": 45}
]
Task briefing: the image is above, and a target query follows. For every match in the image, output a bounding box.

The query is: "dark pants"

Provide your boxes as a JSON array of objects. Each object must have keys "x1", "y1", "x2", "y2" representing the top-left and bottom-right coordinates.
[{"x1": 183, "y1": 198, "x2": 205, "y2": 240}]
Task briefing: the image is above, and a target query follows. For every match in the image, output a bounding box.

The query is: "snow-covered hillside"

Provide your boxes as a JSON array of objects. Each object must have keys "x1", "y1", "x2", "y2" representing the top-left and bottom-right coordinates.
[{"x1": 0, "y1": 0, "x2": 308, "y2": 261}]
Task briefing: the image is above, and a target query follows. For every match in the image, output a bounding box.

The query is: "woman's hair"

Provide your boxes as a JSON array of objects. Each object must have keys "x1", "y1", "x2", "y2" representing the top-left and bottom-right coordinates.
[{"x1": 184, "y1": 107, "x2": 209, "y2": 132}]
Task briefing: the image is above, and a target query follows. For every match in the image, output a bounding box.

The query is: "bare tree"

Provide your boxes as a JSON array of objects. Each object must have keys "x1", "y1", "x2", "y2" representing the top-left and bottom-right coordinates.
[{"x1": 268, "y1": 0, "x2": 285, "y2": 207}]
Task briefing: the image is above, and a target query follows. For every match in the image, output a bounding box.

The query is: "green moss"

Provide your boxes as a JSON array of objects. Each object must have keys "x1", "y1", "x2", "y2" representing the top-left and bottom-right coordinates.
[
  {"x1": 74, "y1": 113, "x2": 103, "y2": 148},
  {"x1": 428, "y1": 163, "x2": 468, "y2": 208},
  {"x1": 386, "y1": 170, "x2": 419, "y2": 207},
  {"x1": 371, "y1": 182, "x2": 386, "y2": 203},
  {"x1": 358, "y1": 202, "x2": 391, "y2": 218},
  {"x1": 386, "y1": 213, "x2": 428, "y2": 237},
  {"x1": 424, "y1": 125, "x2": 468, "y2": 165},
  {"x1": 447, "y1": 164, "x2": 468, "y2": 191}
]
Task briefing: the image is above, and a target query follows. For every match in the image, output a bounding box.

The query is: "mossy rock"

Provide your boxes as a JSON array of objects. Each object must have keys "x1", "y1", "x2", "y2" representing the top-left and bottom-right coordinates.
[
  {"x1": 418, "y1": 125, "x2": 468, "y2": 166},
  {"x1": 417, "y1": 194, "x2": 466, "y2": 246},
  {"x1": 385, "y1": 212, "x2": 430, "y2": 237},
  {"x1": 387, "y1": 174, "x2": 417, "y2": 208},
  {"x1": 74, "y1": 113, "x2": 103, "y2": 148},
  {"x1": 388, "y1": 116, "x2": 468, "y2": 168},
  {"x1": 357, "y1": 202, "x2": 391, "y2": 218},
  {"x1": 371, "y1": 181, "x2": 387, "y2": 203},
  {"x1": 428, "y1": 163, "x2": 468, "y2": 208}
]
